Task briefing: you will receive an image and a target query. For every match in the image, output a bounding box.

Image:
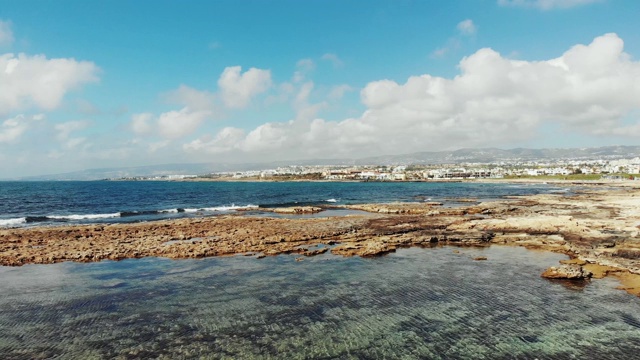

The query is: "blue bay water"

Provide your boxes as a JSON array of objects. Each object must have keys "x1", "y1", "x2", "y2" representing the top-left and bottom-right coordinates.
[{"x1": 0, "y1": 180, "x2": 559, "y2": 227}]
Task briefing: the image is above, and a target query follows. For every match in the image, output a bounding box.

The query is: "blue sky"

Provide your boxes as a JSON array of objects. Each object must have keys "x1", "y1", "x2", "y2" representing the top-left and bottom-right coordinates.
[{"x1": 1, "y1": 0, "x2": 640, "y2": 177}]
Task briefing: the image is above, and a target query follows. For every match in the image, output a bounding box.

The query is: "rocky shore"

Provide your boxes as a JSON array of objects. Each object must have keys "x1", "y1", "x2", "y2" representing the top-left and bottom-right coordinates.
[{"x1": 2, "y1": 185, "x2": 640, "y2": 296}]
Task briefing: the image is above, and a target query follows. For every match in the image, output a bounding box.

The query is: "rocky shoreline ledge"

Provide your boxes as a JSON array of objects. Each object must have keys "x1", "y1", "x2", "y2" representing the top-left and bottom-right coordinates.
[{"x1": 2, "y1": 185, "x2": 640, "y2": 296}]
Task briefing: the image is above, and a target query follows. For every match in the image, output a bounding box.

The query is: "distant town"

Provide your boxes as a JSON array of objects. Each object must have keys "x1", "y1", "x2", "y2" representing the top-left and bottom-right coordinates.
[{"x1": 113, "y1": 157, "x2": 640, "y2": 182}]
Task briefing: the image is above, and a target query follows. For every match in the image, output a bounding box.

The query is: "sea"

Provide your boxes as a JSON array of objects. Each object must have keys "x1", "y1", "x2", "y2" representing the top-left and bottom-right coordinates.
[
  {"x1": 0, "y1": 181, "x2": 567, "y2": 228},
  {"x1": 1, "y1": 181, "x2": 639, "y2": 359}
]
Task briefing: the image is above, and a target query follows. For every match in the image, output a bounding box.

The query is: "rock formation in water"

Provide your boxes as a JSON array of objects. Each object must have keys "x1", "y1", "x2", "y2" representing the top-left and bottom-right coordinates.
[{"x1": 1, "y1": 183, "x2": 640, "y2": 296}]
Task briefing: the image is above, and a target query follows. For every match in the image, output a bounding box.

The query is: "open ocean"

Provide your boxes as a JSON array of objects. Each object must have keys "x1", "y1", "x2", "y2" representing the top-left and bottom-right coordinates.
[
  {"x1": 2, "y1": 181, "x2": 639, "y2": 359},
  {"x1": 0, "y1": 180, "x2": 563, "y2": 228}
]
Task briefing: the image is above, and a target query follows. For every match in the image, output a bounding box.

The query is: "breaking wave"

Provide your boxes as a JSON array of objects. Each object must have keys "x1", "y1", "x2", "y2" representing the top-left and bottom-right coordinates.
[
  {"x1": 0, "y1": 217, "x2": 27, "y2": 227},
  {"x1": 0, "y1": 205, "x2": 259, "y2": 227}
]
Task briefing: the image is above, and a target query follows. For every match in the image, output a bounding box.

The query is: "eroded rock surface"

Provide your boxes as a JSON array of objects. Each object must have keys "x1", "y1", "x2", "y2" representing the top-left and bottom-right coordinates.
[
  {"x1": 2, "y1": 184, "x2": 640, "y2": 296},
  {"x1": 541, "y1": 264, "x2": 593, "y2": 279}
]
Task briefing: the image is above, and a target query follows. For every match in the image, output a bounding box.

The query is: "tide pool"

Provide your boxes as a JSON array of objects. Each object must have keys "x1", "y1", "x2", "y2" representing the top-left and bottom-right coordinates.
[{"x1": 1, "y1": 246, "x2": 639, "y2": 359}]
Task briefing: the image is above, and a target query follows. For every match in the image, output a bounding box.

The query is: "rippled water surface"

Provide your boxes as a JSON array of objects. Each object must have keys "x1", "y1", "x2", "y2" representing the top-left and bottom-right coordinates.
[
  {"x1": 0, "y1": 181, "x2": 558, "y2": 227},
  {"x1": 1, "y1": 246, "x2": 639, "y2": 359}
]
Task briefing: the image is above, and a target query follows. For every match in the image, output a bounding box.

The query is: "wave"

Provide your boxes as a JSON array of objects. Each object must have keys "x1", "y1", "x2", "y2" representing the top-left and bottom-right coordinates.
[
  {"x1": 48, "y1": 213, "x2": 121, "y2": 220},
  {"x1": 159, "y1": 208, "x2": 182, "y2": 213},
  {"x1": 0, "y1": 217, "x2": 27, "y2": 227},
  {"x1": 326, "y1": 198, "x2": 339, "y2": 203},
  {"x1": 184, "y1": 204, "x2": 258, "y2": 212},
  {"x1": 1, "y1": 204, "x2": 260, "y2": 226}
]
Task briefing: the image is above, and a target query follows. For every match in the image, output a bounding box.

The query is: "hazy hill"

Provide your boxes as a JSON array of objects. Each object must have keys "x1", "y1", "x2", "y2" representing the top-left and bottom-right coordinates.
[{"x1": 9, "y1": 145, "x2": 640, "y2": 180}]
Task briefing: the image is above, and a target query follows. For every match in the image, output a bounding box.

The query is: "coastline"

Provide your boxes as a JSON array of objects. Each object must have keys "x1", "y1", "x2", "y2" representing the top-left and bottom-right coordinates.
[{"x1": 2, "y1": 182, "x2": 640, "y2": 297}]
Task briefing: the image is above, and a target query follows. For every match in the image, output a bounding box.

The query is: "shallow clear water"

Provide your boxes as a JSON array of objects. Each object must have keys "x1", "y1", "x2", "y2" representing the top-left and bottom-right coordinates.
[{"x1": 1, "y1": 246, "x2": 639, "y2": 359}]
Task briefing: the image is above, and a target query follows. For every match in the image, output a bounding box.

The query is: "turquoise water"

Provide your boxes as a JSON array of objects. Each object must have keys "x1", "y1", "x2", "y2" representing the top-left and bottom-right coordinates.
[{"x1": 1, "y1": 246, "x2": 639, "y2": 359}]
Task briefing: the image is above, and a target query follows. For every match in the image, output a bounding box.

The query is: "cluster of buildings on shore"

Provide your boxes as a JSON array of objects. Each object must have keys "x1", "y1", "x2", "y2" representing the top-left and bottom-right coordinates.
[
  {"x1": 115, "y1": 157, "x2": 640, "y2": 182},
  {"x1": 207, "y1": 157, "x2": 640, "y2": 181}
]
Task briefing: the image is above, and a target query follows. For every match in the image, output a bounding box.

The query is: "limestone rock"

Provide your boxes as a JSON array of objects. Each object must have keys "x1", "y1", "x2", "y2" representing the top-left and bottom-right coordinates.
[
  {"x1": 541, "y1": 264, "x2": 593, "y2": 280},
  {"x1": 270, "y1": 206, "x2": 323, "y2": 214}
]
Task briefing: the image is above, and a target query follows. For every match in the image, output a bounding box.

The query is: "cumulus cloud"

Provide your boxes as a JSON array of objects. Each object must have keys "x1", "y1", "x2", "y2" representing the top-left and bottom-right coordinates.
[
  {"x1": 131, "y1": 66, "x2": 269, "y2": 140},
  {"x1": 457, "y1": 19, "x2": 476, "y2": 36},
  {"x1": 497, "y1": 0, "x2": 601, "y2": 10},
  {"x1": 293, "y1": 81, "x2": 327, "y2": 122},
  {"x1": 185, "y1": 33, "x2": 640, "y2": 159},
  {"x1": 0, "y1": 114, "x2": 43, "y2": 144},
  {"x1": 130, "y1": 107, "x2": 210, "y2": 140},
  {"x1": 183, "y1": 127, "x2": 246, "y2": 154},
  {"x1": 165, "y1": 85, "x2": 216, "y2": 112},
  {"x1": 131, "y1": 113, "x2": 154, "y2": 135},
  {"x1": 0, "y1": 53, "x2": 100, "y2": 115},
  {"x1": 157, "y1": 108, "x2": 210, "y2": 139},
  {"x1": 218, "y1": 66, "x2": 272, "y2": 108},
  {"x1": 0, "y1": 20, "x2": 13, "y2": 46}
]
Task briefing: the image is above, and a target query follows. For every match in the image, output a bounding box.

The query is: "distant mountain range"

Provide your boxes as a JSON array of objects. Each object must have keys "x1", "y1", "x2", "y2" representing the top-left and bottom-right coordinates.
[
  {"x1": 357, "y1": 145, "x2": 640, "y2": 165},
  {"x1": 9, "y1": 145, "x2": 640, "y2": 181}
]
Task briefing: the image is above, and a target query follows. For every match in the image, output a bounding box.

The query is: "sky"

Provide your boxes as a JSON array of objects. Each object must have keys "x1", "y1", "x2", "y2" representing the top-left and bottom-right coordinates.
[{"x1": 1, "y1": 0, "x2": 640, "y2": 177}]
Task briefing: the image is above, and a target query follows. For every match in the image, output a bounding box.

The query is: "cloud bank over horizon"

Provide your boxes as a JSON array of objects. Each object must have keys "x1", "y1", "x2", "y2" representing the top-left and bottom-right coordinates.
[
  {"x1": 178, "y1": 33, "x2": 640, "y2": 162},
  {"x1": 0, "y1": 0, "x2": 639, "y2": 177}
]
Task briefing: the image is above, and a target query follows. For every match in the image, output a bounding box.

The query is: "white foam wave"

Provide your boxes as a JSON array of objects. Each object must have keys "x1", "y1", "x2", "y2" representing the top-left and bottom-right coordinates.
[
  {"x1": 48, "y1": 213, "x2": 121, "y2": 220},
  {"x1": 159, "y1": 208, "x2": 179, "y2": 213},
  {"x1": 326, "y1": 198, "x2": 338, "y2": 203},
  {"x1": 0, "y1": 217, "x2": 27, "y2": 227},
  {"x1": 184, "y1": 204, "x2": 258, "y2": 212}
]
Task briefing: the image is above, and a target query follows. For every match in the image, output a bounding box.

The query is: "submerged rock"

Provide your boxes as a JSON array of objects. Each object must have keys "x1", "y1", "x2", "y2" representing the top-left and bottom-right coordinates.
[{"x1": 268, "y1": 206, "x2": 323, "y2": 214}]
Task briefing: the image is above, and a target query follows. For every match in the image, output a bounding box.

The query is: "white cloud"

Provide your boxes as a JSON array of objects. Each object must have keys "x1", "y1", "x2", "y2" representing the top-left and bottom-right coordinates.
[
  {"x1": 157, "y1": 107, "x2": 210, "y2": 139},
  {"x1": 457, "y1": 19, "x2": 476, "y2": 36},
  {"x1": 183, "y1": 127, "x2": 246, "y2": 154},
  {"x1": 321, "y1": 53, "x2": 344, "y2": 68},
  {"x1": 165, "y1": 85, "x2": 216, "y2": 112},
  {"x1": 218, "y1": 66, "x2": 272, "y2": 109},
  {"x1": 0, "y1": 53, "x2": 100, "y2": 115},
  {"x1": 131, "y1": 113, "x2": 154, "y2": 135},
  {"x1": 497, "y1": 0, "x2": 602, "y2": 10},
  {"x1": 293, "y1": 81, "x2": 327, "y2": 122},
  {"x1": 184, "y1": 33, "x2": 640, "y2": 159},
  {"x1": 0, "y1": 114, "x2": 43, "y2": 144},
  {"x1": 131, "y1": 84, "x2": 218, "y2": 139},
  {"x1": 0, "y1": 20, "x2": 14, "y2": 46},
  {"x1": 130, "y1": 107, "x2": 211, "y2": 140}
]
